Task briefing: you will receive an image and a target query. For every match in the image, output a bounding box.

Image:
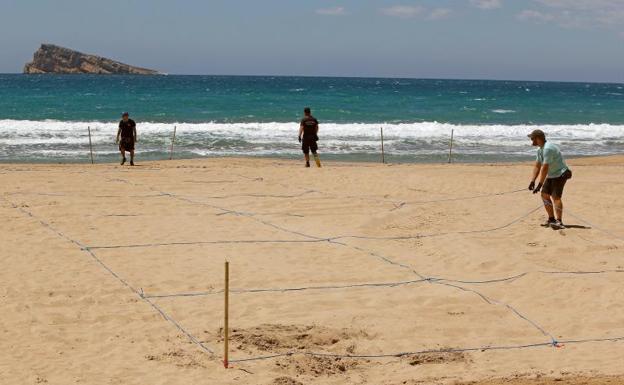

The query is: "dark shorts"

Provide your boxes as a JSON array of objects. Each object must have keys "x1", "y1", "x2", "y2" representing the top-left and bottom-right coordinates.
[
  {"x1": 542, "y1": 169, "x2": 572, "y2": 198},
  {"x1": 119, "y1": 137, "x2": 135, "y2": 152},
  {"x1": 301, "y1": 137, "x2": 318, "y2": 155}
]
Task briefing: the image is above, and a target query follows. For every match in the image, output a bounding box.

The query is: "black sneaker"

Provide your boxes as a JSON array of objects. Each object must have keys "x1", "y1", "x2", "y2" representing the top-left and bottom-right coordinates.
[
  {"x1": 121, "y1": 157, "x2": 126, "y2": 165},
  {"x1": 551, "y1": 220, "x2": 566, "y2": 230},
  {"x1": 541, "y1": 218, "x2": 556, "y2": 227}
]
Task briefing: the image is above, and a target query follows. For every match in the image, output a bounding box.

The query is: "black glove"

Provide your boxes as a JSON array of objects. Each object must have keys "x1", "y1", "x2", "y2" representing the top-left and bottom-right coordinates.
[
  {"x1": 532, "y1": 182, "x2": 543, "y2": 194},
  {"x1": 298, "y1": 136, "x2": 302, "y2": 143},
  {"x1": 528, "y1": 181, "x2": 535, "y2": 191}
]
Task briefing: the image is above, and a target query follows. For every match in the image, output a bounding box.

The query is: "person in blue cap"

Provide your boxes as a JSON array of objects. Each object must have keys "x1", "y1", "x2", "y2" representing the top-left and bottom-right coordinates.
[
  {"x1": 528, "y1": 129, "x2": 572, "y2": 230},
  {"x1": 116, "y1": 112, "x2": 137, "y2": 166}
]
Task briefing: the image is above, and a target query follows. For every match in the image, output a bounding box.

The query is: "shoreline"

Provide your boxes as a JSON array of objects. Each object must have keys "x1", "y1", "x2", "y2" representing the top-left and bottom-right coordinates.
[
  {"x1": 1, "y1": 153, "x2": 623, "y2": 167},
  {"x1": 2, "y1": 116, "x2": 622, "y2": 165}
]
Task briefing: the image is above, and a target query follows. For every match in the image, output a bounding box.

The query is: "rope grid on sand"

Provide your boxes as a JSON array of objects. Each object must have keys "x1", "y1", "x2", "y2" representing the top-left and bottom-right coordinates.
[
  {"x1": 2, "y1": 175, "x2": 623, "y2": 363},
  {"x1": 0, "y1": 194, "x2": 214, "y2": 355}
]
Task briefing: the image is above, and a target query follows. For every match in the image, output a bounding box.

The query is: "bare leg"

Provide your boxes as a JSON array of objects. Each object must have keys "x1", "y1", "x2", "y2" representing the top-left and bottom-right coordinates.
[
  {"x1": 552, "y1": 197, "x2": 563, "y2": 222},
  {"x1": 130, "y1": 150, "x2": 135, "y2": 165},
  {"x1": 312, "y1": 152, "x2": 321, "y2": 167},
  {"x1": 120, "y1": 150, "x2": 126, "y2": 164},
  {"x1": 541, "y1": 192, "x2": 555, "y2": 218}
]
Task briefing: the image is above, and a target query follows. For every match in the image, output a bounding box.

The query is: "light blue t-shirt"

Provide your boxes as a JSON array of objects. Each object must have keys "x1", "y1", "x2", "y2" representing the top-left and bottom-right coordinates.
[{"x1": 536, "y1": 142, "x2": 569, "y2": 179}]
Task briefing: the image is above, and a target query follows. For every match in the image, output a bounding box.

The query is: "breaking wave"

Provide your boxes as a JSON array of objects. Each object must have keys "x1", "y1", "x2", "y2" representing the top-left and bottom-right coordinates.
[{"x1": 0, "y1": 120, "x2": 622, "y2": 162}]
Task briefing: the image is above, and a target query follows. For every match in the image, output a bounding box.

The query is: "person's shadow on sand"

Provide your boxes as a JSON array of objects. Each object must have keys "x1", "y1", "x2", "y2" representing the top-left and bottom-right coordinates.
[{"x1": 553, "y1": 224, "x2": 591, "y2": 230}]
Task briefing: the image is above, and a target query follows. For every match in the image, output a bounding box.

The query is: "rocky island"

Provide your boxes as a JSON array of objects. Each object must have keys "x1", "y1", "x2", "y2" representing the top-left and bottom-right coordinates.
[{"x1": 23, "y1": 44, "x2": 160, "y2": 75}]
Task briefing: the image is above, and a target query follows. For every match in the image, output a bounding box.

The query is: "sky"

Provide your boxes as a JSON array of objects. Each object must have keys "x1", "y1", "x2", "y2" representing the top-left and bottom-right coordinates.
[{"x1": 1, "y1": 0, "x2": 623, "y2": 82}]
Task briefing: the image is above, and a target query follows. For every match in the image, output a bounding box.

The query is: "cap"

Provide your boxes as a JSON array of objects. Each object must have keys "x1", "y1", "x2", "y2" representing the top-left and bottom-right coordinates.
[
  {"x1": 527, "y1": 129, "x2": 545, "y2": 139},
  {"x1": 122, "y1": 112, "x2": 129, "y2": 116}
]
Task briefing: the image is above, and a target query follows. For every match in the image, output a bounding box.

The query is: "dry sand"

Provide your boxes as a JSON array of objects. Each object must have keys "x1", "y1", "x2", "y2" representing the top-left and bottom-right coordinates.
[{"x1": 1, "y1": 156, "x2": 623, "y2": 385}]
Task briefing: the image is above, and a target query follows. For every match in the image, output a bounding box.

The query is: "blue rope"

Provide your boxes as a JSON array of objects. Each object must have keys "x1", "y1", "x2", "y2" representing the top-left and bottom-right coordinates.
[
  {"x1": 143, "y1": 278, "x2": 430, "y2": 299},
  {"x1": 567, "y1": 209, "x2": 624, "y2": 243},
  {"x1": 105, "y1": 182, "x2": 580, "y2": 350},
  {"x1": 228, "y1": 336, "x2": 624, "y2": 363},
  {"x1": 143, "y1": 269, "x2": 624, "y2": 299},
  {"x1": 1, "y1": 195, "x2": 215, "y2": 355},
  {"x1": 85, "y1": 205, "x2": 543, "y2": 250},
  {"x1": 87, "y1": 238, "x2": 327, "y2": 250},
  {"x1": 328, "y1": 205, "x2": 543, "y2": 241},
  {"x1": 6, "y1": 177, "x2": 622, "y2": 365}
]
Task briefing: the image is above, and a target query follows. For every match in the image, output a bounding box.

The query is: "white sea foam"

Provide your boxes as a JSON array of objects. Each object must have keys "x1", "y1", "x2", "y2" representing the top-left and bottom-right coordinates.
[
  {"x1": 1, "y1": 119, "x2": 622, "y2": 135},
  {"x1": 0, "y1": 119, "x2": 622, "y2": 159}
]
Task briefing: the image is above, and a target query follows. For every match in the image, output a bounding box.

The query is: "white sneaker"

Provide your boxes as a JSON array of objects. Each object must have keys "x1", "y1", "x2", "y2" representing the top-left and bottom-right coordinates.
[{"x1": 541, "y1": 218, "x2": 556, "y2": 227}]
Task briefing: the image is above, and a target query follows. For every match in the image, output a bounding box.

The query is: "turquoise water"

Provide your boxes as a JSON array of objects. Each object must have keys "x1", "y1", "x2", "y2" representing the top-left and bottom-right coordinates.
[{"x1": 0, "y1": 74, "x2": 623, "y2": 162}]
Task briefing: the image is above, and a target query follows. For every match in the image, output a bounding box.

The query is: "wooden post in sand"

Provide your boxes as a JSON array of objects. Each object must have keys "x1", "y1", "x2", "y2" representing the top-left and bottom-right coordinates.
[
  {"x1": 447, "y1": 129, "x2": 454, "y2": 164},
  {"x1": 169, "y1": 126, "x2": 177, "y2": 160},
  {"x1": 88, "y1": 126, "x2": 94, "y2": 165},
  {"x1": 380, "y1": 127, "x2": 385, "y2": 164},
  {"x1": 223, "y1": 261, "x2": 230, "y2": 368}
]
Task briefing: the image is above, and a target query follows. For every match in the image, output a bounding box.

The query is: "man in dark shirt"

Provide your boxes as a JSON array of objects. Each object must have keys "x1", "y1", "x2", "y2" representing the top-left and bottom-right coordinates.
[
  {"x1": 298, "y1": 107, "x2": 321, "y2": 168},
  {"x1": 115, "y1": 112, "x2": 137, "y2": 166}
]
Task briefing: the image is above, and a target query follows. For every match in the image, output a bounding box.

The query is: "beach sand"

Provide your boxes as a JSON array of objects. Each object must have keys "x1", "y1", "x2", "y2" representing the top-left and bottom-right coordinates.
[{"x1": 1, "y1": 156, "x2": 623, "y2": 385}]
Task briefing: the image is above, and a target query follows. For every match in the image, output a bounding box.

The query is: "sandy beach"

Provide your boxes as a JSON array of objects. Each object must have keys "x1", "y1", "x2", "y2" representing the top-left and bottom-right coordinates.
[{"x1": 1, "y1": 156, "x2": 623, "y2": 385}]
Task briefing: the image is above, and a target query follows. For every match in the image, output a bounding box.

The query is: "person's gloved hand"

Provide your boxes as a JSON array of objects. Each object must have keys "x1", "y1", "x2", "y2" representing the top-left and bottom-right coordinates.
[
  {"x1": 532, "y1": 182, "x2": 543, "y2": 194},
  {"x1": 298, "y1": 136, "x2": 302, "y2": 143},
  {"x1": 528, "y1": 181, "x2": 535, "y2": 191}
]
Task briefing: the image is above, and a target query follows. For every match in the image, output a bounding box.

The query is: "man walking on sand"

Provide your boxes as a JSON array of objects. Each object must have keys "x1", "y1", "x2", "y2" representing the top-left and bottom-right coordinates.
[
  {"x1": 116, "y1": 112, "x2": 137, "y2": 166},
  {"x1": 528, "y1": 129, "x2": 572, "y2": 230},
  {"x1": 299, "y1": 107, "x2": 321, "y2": 168}
]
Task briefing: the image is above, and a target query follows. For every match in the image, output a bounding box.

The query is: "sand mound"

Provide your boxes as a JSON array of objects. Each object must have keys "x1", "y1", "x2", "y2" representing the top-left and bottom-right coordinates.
[
  {"x1": 216, "y1": 324, "x2": 370, "y2": 377},
  {"x1": 456, "y1": 375, "x2": 624, "y2": 384},
  {"x1": 270, "y1": 376, "x2": 304, "y2": 385},
  {"x1": 275, "y1": 355, "x2": 362, "y2": 377},
  {"x1": 216, "y1": 324, "x2": 370, "y2": 354},
  {"x1": 145, "y1": 348, "x2": 206, "y2": 369},
  {"x1": 402, "y1": 350, "x2": 469, "y2": 366}
]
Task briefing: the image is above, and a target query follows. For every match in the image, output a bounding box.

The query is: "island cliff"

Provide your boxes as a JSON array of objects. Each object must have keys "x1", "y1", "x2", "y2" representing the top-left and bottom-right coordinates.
[{"x1": 23, "y1": 44, "x2": 160, "y2": 75}]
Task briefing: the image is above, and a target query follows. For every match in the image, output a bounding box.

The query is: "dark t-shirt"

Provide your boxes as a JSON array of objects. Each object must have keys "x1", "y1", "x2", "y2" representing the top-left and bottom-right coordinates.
[
  {"x1": 119, "y1": 119, "x2": 136, "y2": 139},
  {"x1": 300, "y1": 116, "x2": 318, "y2": 139}
]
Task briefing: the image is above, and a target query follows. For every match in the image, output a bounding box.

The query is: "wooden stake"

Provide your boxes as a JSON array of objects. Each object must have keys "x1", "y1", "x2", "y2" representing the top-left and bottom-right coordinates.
[
  {"x1": 88, "y1": 126, "x2": 94, "y2": 165},
  {"x1": 169, "y1": 126, "x2": 177, "y2": 160},
  {"x1": 223, "y1": 261, "x2": 229, "y2": 368},
  {"x1": 380, "y1": 127, "x2": 385, "y2": 164},
  {"x1": 448, "y1": 129, "x2": 454, "y2": 164}
]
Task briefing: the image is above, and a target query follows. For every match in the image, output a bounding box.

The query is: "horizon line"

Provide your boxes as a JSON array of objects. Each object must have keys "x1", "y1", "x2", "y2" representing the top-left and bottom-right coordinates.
[{"x1": 0, "y1": 72, "x2": 622, "y2": 86}]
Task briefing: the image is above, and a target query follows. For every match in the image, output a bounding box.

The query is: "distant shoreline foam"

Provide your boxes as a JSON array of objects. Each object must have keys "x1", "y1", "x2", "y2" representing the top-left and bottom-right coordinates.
[{"x1": 0, "y1": 119, "x2": 622, "y2": 162}]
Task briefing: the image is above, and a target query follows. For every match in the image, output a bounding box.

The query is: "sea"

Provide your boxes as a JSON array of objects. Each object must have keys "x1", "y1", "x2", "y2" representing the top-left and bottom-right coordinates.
[{"x1": 0, "y1": 74, "x2": 623, "y2": 163}]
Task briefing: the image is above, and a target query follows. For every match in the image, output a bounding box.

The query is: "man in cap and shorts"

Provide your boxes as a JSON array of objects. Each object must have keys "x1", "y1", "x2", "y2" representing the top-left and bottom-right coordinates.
[
  {"x1": 528, "y1": 129, "x2": 572, "y2": 230},
  {"x1": 299, "y1": 107, "x2": 321, "y2": 168},
  {"x1": 116, "y1": 112, "x2": 137, "y2": 166}
]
